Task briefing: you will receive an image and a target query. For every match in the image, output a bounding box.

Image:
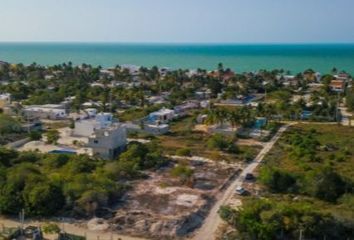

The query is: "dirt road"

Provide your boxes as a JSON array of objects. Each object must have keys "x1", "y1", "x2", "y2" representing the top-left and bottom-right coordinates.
[
  {"x1": 192, "y1": 124, "x2": 292, "y2": 240},
  {"x1": 0, "y1": 217, "x2": 146, "y2": 240}
]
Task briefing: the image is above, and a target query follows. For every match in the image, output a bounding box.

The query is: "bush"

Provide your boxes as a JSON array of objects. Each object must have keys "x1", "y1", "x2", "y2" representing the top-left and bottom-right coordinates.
[
  {"x1": 28, "y1": 131, "x2": 42, "y2": 141},
  {"x1": 45, "y1": 129, "x2": 60, "y2": 144},
  {"x1": 305, "y1": 167, "x2": 347, "y2": 202},
  {"x1": 42, "y1": 223, "x2": 61, "y2": 234},
  {"x1": 207, "y1": 134, "x2": 238, "y2": 153},
  {"x1": 219, "y1": 198, "x2": 351, "y2": 240},
  {"x1": 0, "y1": 114, "x2": 22, "y2": 134},
  {"x1": 259, "y1": 167, "x2": 297, "y2": 193},
  {"x1": 171, "y1": 162, "x2": 194, "y2": 185},
  {"x1": 176, "y1": 148, "x2": 192, "y2": 156}
]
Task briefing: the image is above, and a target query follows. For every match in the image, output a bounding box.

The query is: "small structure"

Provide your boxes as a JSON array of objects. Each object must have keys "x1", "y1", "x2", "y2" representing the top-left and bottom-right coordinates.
[
  {"x1": 85, "y1": 108, "x2": 97, "y2": 118},
  {"x1": 147, "y1": 96, "x2": 167, "y2": 105},
  {"x1": 200, "y1": 100, "x2": 210, "y2": 109},
  {"x1": 330, "y1": 80, "x2": 346, "y2": 92},
  {"x1": 174, "y1": 101, "x2": 199, "y2": 117},
  {"x1": 144, "y1": 123, "x2": 169, "y2": 135},
  {"x1": 148, "y1": 108, "x2": 175, "y2": 124},
  {"x1": 195, "y1": 89, "x2": 212, "y2": 100},
  {"x1": 74, "y1": 112, "x2": 113, "y2": 137},
  {"x1": 301, "y1": 110, "x2": 313, "y2": 120},
  {"x1": 23, "y1": 104, "x2": 67, "y2": 120},
  {"x1": 254, "y1": 117, "x2": 267, "y2": 129},
  {"x1": 0, "y1": 93, "x2": 11, "y2": 108}
]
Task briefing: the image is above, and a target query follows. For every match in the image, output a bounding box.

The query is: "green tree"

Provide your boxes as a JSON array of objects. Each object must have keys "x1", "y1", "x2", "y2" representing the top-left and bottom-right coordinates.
[
  {"x1": 23, "y1": 182, "x2": 65, "y2": 216},
  {"x1": 28, "y1": 131, "x2": 42, "y2": 141},
  {"x1": 45, "y1": 130, "x2": 60, "y2": 144}
]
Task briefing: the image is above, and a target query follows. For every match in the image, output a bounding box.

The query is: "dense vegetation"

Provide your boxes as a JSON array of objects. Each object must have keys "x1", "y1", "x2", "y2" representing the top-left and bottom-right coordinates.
[
  {"x1": 219, "y1": 198, "x2": 353, "y2": 240},
  {"x1": 0, "y1": 141, "x2": 167, "y2": 217},
  {"x1": 346, "y1": 87, "x2": 354, "y2": 111},
  {"x1": 259, "y1": 126, "x2": 353, "y2": 202},
  {"x1": 219, "y1": 124, "x2": 354, "y2": 239},
  {"x1": 0, "y1": 113, "x2": 26, "y2": 145}
]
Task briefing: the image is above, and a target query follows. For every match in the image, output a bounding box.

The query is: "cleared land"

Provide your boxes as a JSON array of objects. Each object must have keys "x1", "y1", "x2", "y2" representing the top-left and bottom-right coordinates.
[{"x1": 109, "y1": 159, "x2": 240, "y2": 239}]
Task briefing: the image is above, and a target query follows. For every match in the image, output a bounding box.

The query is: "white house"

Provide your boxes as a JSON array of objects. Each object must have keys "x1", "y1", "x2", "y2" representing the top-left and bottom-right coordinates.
[
  {"x1": 85, "y1": 108, "x2": 98, "y2": 118},
  {"x1": 148, "y1": 108, "x2": 175, "y2": 124},
  {"x1": 74, "y1": 112, "x2": 113, "y2": 137},
  {"x1": 23, "y1": 105, "x2": 67, "y2": 120},
  {"x1": 73, "y1": 112, "x2": 127, "y2": 160},
  {"x1": 144, "y1": 123, "x2": 169, "y2": 135},
  {"x1": 88, "y1": 123, "x2": 127, "y2": 160}
]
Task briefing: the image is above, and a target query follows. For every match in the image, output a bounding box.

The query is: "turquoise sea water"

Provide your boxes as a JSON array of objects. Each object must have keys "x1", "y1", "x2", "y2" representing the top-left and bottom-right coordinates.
[{"x1": 0, "y1": 43, "x2": 354, "y2": 74}]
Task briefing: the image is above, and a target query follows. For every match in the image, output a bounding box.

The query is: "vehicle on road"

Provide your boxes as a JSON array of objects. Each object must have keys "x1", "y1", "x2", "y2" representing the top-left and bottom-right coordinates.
[
  {"x1": 235, "y1": 186, "x2": 246, "y2": 195},
  {"x1": 245, "y1": 173, "x2": 255, "y2": 181}
]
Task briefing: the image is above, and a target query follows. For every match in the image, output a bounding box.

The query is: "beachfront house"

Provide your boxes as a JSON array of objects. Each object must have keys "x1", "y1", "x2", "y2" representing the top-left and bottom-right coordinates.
[{"x1": 330, "y1": 80, "x2": 346, "y2": 93}]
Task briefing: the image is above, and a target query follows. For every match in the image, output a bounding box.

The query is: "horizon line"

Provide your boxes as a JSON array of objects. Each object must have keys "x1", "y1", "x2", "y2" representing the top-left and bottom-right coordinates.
[{"x1": 0, "y1": 41, "x2": 354, "y2": 45}]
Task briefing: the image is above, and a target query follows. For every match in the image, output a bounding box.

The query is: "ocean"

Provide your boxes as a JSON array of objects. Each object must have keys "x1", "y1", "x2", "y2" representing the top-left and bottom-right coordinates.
[{"x1": 0, "y1": 43, "x2": 354, "y2": 74}]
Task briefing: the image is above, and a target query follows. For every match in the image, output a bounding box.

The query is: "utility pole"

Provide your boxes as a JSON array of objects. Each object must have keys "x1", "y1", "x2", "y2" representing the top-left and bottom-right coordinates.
[
  {"x1": 299, "y1": 229, "x2": 303, "y2": 240},
  {"x1": 19, "y1": 209, "x2": 25, "y2": 234}
]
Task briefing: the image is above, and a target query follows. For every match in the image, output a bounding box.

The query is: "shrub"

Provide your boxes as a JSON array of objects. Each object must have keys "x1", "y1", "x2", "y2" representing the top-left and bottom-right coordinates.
[
  {"x1": 207, "y1": 134, "x2": 238, "y2": 153},
  {"x1": 45, "y1": 129, "x2": 60, "y2": 144},
  {"x1": 259, "y1": 167, "x2": 297, "y2": 193},
  {"x1": 29, "y1": 131, "x2": 42, "y2": 141},
  {"x1": 42, "y1": 223, "x2": 61, "y2": 234},
  {"x1": 176, "y1": 148, "x2": 192, "y2": 156}
]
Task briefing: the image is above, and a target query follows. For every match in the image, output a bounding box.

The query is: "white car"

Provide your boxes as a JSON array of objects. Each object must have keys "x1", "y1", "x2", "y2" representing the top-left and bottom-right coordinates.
[{"x1": 235, "y1": 186, "x2": 246, "y2": 195}]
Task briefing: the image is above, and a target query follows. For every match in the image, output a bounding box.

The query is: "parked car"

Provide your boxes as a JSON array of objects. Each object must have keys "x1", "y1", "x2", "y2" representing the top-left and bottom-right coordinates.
[
  {"x1": 245, "y1": 173, "x2": 255, "y2": 181},
  {"x1": 235, "y1": 186, "x2": 246, "y2": 195}
]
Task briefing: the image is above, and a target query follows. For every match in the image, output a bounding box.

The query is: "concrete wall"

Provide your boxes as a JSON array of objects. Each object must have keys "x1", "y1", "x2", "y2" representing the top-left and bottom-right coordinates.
[
  {"x1": 5, "y1": 138, "x2": 31, "y2": 149},
  {"x1": 88, "y1": 125, "x2": 127, "y2": 160}
]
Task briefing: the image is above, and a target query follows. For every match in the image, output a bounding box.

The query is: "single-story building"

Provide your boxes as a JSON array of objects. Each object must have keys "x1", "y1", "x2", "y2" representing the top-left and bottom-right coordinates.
[
  {"x1": 330, "y1": 80, "x2": 346, "y2": 93},
  {"x1": 148, "y1": 107, "x2": 175, "y2": 124}
]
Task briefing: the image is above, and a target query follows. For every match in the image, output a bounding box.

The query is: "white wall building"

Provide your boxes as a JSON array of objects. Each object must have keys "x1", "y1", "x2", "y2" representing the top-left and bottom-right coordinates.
[
  {"x1": 87, "y1": 124, "x2": 127, "y2": 160},
  {"x1": 73, "y1": 113, "x2": 127, "y2": 160},
  {"x1": 148, "y1": 108, "x2": 175, "y2": 124},
  {"x1": 144, "y1": 123, "x2": 169, "y2": 135},
  {"x1": 74, "y1": 112, "x2": 114, "y2": 137},
  {"x1": 23, "y1": 104, "x2": 67, "y2": 120}
]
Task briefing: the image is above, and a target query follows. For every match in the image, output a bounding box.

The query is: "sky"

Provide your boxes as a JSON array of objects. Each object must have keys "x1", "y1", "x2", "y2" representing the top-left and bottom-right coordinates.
[{"x1": 0, "y1": 0, "x2": 354, "y2": 43}]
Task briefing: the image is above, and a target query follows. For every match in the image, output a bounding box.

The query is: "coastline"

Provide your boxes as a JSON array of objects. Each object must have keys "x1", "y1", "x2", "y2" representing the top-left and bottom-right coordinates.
[{"x1": 1, "y1": 43, "x2": 354, "y2": 73}]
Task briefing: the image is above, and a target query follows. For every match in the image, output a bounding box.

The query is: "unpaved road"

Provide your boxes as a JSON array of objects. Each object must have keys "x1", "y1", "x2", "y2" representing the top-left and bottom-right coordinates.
[
  {"x1": 193, "y1": 124, "x2": 293, "y2": 240},
  {"x1": 0, "y1": 217, "x2": 146, "y2": 240}
]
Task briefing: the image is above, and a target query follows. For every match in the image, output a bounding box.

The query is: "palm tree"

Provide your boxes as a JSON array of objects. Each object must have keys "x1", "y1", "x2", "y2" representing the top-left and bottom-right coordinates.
[
  {"x1": 205, "y1": 109, "x2": 218, "y2": 126},
  {"x1": 228, "y1": 111, "x2": 241, "y2": 130}
]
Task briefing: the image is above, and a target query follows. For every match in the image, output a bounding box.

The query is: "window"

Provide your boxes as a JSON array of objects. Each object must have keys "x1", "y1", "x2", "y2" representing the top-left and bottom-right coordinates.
[{"x1": 94, "y1": 140, "x2": 99, "y2": 144}]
